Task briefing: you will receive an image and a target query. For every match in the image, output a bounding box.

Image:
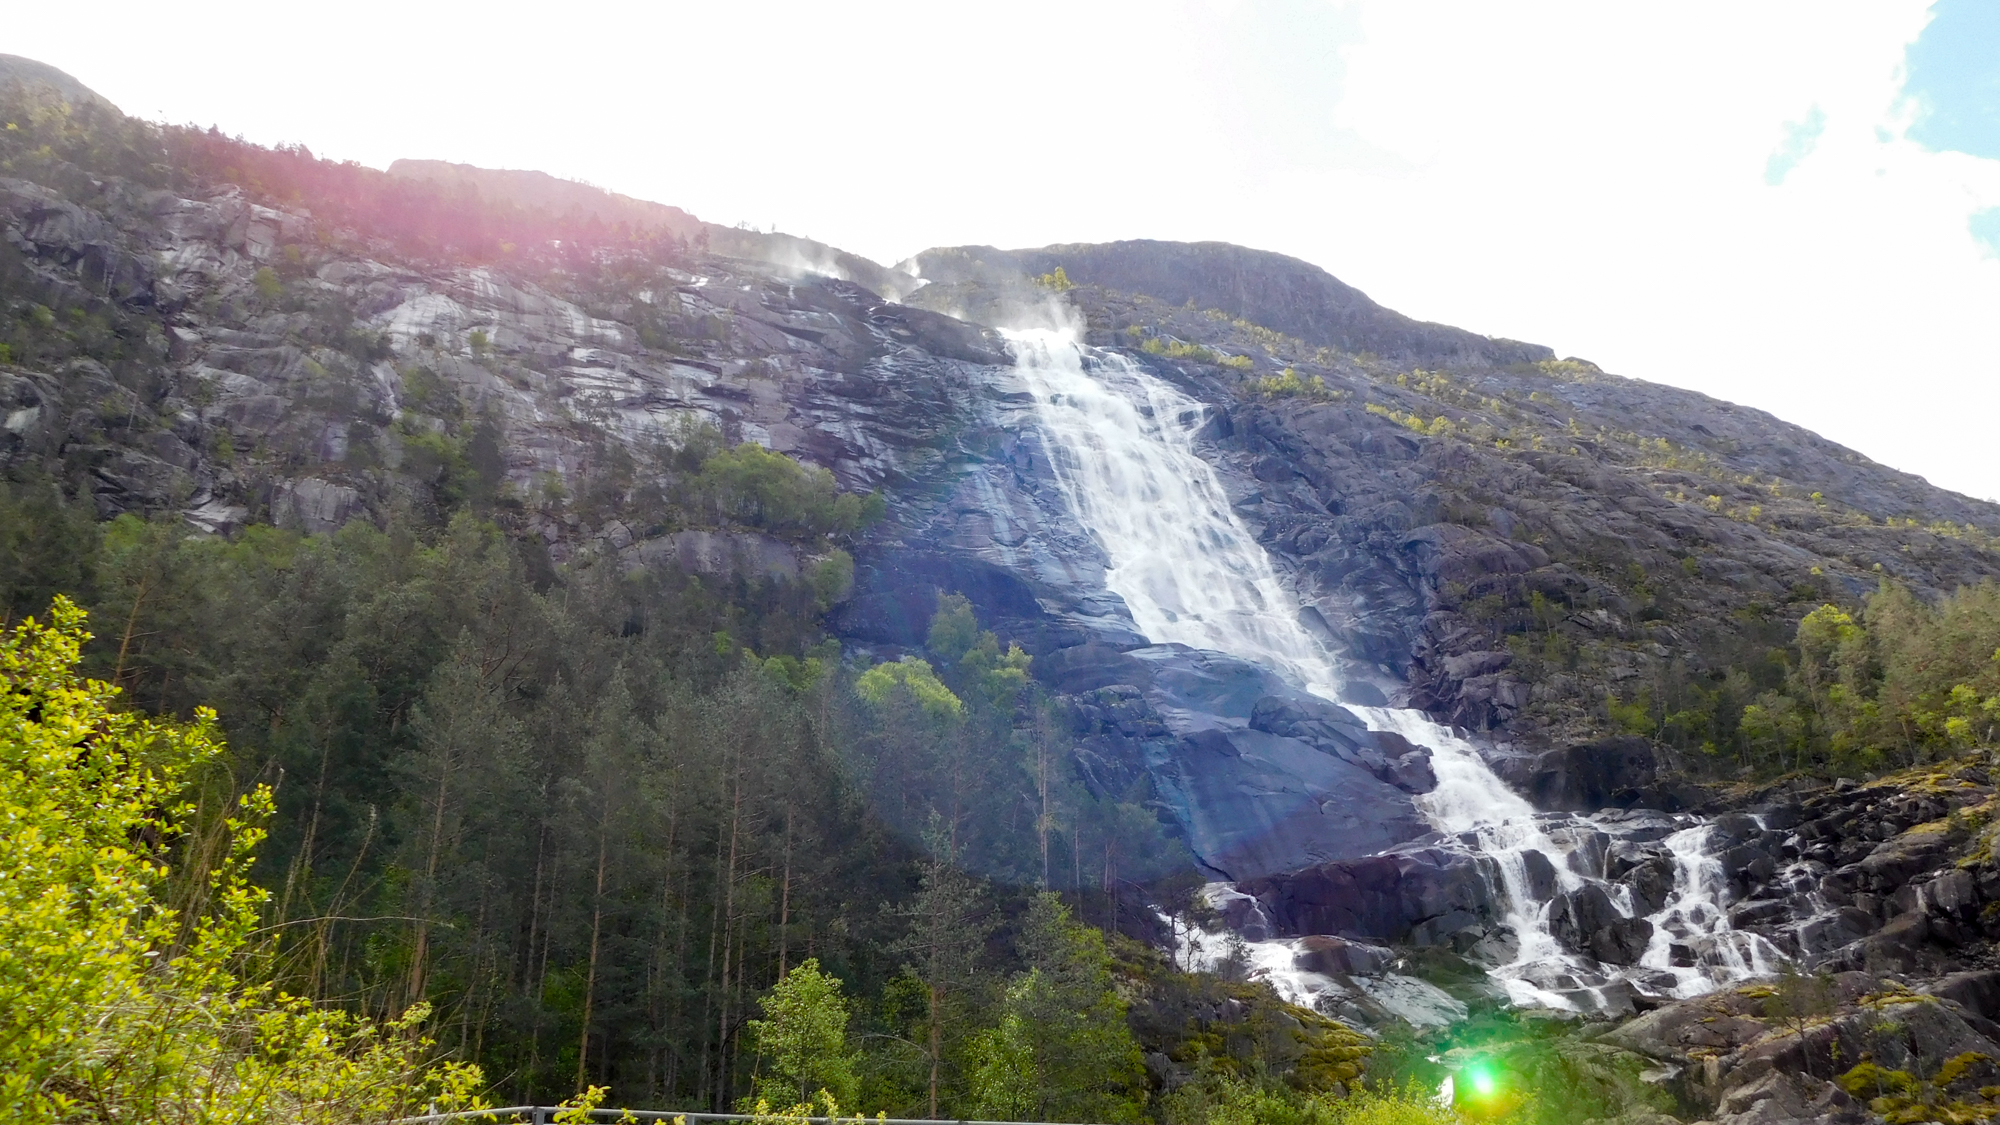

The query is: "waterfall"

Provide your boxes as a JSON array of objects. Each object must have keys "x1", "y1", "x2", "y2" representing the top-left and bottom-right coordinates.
[{"x1": 1008, "y1": 328, "x2": 1780, "y2": 1012}]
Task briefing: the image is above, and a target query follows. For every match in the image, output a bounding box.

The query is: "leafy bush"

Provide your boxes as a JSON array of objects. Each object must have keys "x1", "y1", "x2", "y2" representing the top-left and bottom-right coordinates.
[
  {"x1": 693, "y1": 442, "x2": 885, "y2": 540},
  {"x1": 856, "y1": 656, "x2": 963, "y2": 720},
  {"x1": 1251, "y1": 367, "x2": 1346, "y2": 401},
  {"x1": 745, "y1": 959, "x2": 861, "y2": 1110},
  {"x1": 1139, "y1": 335, "x2": 1254, "y2": 369},
  {"x1": 0, "y1": 599, "x2": 484, "y2": 1121}
]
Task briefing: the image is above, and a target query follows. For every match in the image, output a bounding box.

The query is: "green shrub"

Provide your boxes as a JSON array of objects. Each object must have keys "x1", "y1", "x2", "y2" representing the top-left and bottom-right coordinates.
[
  {"x1": 1139, "y1": 335, "x2": 1251, "y2": 368},
  {"x1": 252, "y1": 266, "x2": 283, "y2": 303},
  {"x1": 0, "y1": 599, "x2": 485, "y2": 1121},
  {"x1": 693, "y1": 442, "x2": 884, "y2": 540},
  {"x1": 1251, "y1": 367, "x2": 1346, "y2": 401},
  {"x1": 856, "y1": 656, "x2": 962, "y2": 720}
]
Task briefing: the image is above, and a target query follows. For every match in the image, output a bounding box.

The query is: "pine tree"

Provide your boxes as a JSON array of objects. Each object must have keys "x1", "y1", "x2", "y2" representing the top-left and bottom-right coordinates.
[
  {"x1": 888, "y1": 817, "x2": 993, "y2": 1116},
  {"x1": 970, "y1": 894, "x2": 1147, "y2": 1123}
]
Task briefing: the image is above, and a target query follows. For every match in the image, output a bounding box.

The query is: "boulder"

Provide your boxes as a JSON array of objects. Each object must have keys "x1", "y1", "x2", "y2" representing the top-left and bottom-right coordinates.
[
  {"x1": 1497, "y1": 736, "x2": 1659, "y2": 812},
  {"x1": 1249, "y1": 693, "x2": 1436, "y2": 794},
  {"x1": 1292, "y1": 934, "x2": 1391, "y2": 977},
  {"x1": 1549, "y1": 884, "x2": 1652, "y2": 965},
  {"x1": 1618, "y1": 855, "x2": 1675, "y2": 915},
  {"x1": 1241, "y1": 845, "x2": 1499, "y2": 946}
]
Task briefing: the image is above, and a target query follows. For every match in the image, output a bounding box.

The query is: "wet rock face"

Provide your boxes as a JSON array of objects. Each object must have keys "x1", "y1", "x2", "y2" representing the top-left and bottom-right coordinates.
[
  {"x1": 1292, "y1": 934, "x2": 1392, "y2": 977},
  {"x1": 1248, "y1": 695, "x2": 1436, "y2": 794},
  {"x1": 1027, "y1": 646, "x2": 1439, "y2": 879}
]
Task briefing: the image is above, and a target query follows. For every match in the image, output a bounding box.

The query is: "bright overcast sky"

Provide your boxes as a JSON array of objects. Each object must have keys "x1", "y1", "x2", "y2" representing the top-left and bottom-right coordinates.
[{"x1": 10, "y1": 1, "x2": 2000, "y2": 499}]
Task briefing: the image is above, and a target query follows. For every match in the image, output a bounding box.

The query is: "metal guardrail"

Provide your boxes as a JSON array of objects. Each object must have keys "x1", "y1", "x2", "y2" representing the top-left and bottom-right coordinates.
[{"x1": 390, "y1": 1110, "x2": 1097, "y2": 1125}]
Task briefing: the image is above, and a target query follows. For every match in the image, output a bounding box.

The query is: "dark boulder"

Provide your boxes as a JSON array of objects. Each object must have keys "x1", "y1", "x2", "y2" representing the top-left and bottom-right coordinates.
[
  {"x1": 1549, "y1": 884, "x2": 1652, "y2": 965},
  {"x1": 1930, "y1": 970, "x2": 2000, "y2": 1023},
  {"x1": 1293, "y1": 935, "x2": 1391, "y2": 977},
  {"x1": 1496, "y1": 736, "x2": 1659, "y2": 812},
  {"x1": 1242, "y1": 845, "x2": 1499, "y2": 946},
  {"x1": 1248, "y1": 693, "x2": 1436, "y2": 794},
  {"x1": 1619, "y1": 855, "x2": 1676, "y2": 915}
]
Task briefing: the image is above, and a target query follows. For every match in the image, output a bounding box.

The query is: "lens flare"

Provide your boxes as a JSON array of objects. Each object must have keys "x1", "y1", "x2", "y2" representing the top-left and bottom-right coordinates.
[{"x1": 1467, "y1": 1062, "x2": 1498, "y2": 1098}]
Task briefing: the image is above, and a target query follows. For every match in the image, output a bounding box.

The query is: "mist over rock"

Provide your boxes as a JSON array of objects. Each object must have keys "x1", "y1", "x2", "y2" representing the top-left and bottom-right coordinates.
[{"x1": 909, "y1": 239, "x2": 1552, "y2": 366}]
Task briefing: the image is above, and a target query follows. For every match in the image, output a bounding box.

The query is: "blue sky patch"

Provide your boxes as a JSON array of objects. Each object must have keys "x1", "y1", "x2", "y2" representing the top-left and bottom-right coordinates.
[
  {"x1": 1904, "y1": 0, "x2": 2000, "y2": 160},
  {"x1": 1765, "y1": 106, "x2": 1826, "y2": 184},
  {"x1": 1972, "y1": 208, "x2": 2000, "y2": 258}
]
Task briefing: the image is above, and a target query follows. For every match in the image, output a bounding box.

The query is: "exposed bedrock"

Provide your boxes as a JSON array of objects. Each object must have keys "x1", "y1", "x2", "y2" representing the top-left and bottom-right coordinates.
[
  {"x1": 832, "y1": 363, "x2": 1444, "y2": 879},
  {"x1": 1607, "y1": 970, "x2": 2000, "y2": 1124}
]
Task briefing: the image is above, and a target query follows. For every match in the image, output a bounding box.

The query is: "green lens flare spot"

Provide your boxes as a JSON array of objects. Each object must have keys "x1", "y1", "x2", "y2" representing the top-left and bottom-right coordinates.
[{"x1": 1467, "y1": 1062, "x2": 1498, "y2": 1097}]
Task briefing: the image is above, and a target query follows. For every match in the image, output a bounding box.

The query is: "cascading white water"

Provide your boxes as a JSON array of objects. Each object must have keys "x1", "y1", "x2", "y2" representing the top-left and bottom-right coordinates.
[
  {"x1": 1009, "y1": 327, "x2": 1779, "y2": 1011},
  {"x1": 1637, "y1": 825, "x2": 1780, "y2": 987},
  {"x1": 1007, "y1": 331, "x2": 1340, "y2": 697}
]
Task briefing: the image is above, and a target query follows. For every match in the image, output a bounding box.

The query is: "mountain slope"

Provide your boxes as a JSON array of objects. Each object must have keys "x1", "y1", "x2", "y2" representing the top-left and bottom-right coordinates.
[{"x1": 15, "y1": 53, "x2": 2000, "y2": 1118}]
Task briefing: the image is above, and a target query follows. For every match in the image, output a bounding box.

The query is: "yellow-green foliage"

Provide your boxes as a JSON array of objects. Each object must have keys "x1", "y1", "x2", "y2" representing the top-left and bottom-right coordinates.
[
  {"x1": 1252, "y1": 368, "x2": 1347, "y2": 402},
  {"x1": 1532, "y1": 358, "x2": 1600, "y2": 380},
  {"x1": 694, "y1": 442, "x2": 886, "y2": 540},
  {"x1": 1743, "y1": 581, "x2": 2000, "y2": 776},
  {"x1": 927, "y1": 592, "x2": 1032, "y2": 706},
  {"x1": 1162, "y1": 1078, "x2": 1455, "y2": 1125},
  {"x1": 745, "y1": 959, "x2": 861, "y2": 1111},
  {"x1": 855, "y1": 656, "x2": 963, "y2": 719},
  {"x1": 1034, "y1": 266, "x2": 1075, "y2": 291},
  {"x1": 1140, "y1": 335, "x2": 1253, "y2": 369},
  {"x1": 1323, "y1": 1085, "x2": 1462, "y2": 1125},
  {"x1": 745, "y1": 1090, "x2": 874, "y2": 1125},
  {"x1": 0, "y1": 599, "x2": 485, "y2": 1122},
  {"x1": 1366, "y1": 402, "x2": 1453, "y2": 436},
  {"x1": 1838, "y1": 1056, "x2": 2000, "y2": 1125}
]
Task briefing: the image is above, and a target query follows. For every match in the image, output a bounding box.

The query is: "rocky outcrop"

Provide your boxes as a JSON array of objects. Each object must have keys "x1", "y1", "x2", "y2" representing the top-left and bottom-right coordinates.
[
  {"x1": 1494, "y1": 736, "x2": 1669, "y2": 812},
  {"x1": 1240, "y1": 845, "x2": 1500, "y2": 948},
  {"x1": 1605, "y1": 973, "x2": 2000, "y2": 1125},
  {"x1": 1549, "y1": 883, "x2": 1653, "y2": 965}
]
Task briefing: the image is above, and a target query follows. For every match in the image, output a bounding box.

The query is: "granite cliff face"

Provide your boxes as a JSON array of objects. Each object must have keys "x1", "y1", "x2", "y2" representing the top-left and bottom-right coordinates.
[{"x1": 9, "y1": 57, "x2": 2000, "y2": 946}]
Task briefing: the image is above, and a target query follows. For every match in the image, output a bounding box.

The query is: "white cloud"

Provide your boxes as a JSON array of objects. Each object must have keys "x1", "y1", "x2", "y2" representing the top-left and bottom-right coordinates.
[
  {"x1": 1275, "y1": 1, "x2": 2000, "y2": 499},
  {"x1": 6, "y1": 0, "x2": 1999, "y2": 497}
]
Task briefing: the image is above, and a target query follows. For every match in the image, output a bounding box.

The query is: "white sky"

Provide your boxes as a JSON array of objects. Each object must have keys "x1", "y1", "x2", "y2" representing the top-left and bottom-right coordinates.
[{"x1": 10, "y1": 1, "x2": 1999, "y2": 499}]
